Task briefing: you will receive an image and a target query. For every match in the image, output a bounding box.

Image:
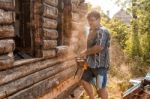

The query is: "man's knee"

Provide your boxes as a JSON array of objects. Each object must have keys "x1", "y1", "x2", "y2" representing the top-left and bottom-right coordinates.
[
  {"x1": 97, "y1": 88, "x2": 106, "y2": 94},
  {"x1": 80, "y1": 80, "x2": 87, "y2": 85}
]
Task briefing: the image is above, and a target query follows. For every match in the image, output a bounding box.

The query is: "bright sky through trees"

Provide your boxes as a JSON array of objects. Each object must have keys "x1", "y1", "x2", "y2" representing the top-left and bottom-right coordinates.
[{"x1": 85, "y1": 0, "x2": 121, "y2": 18}]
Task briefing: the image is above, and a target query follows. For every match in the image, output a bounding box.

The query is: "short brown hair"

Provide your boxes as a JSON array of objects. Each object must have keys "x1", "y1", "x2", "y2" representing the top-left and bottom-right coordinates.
[{"x1": 87, "y1": 11, "x2": 101, "y2": 19}]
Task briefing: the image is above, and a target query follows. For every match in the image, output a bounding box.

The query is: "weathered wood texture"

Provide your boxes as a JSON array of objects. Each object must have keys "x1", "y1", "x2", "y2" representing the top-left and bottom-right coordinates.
[
  {"x1": 0, "y1": 60, "x2": 76, "y2": 99},
  {"x1": 0, "y1": 54, "x2": 14, "y2": 70},
  {"x1": 56, "y1": 46, "x2": 69, "y2": 56},
  {"x1": 43, "y1": 40, "x2": 57, "y2": 50},
  {"x1": 0, "y1": 25, "x2": 15, "y2": 38},
  {"x1": 0, "y1": 0, "x2": 15, "y2": 10},
  {"x1": 42, "y1": 49, "x2": 56, "y2": 58},
  {"x1": 0, "y1": 39, "x2": 15, "y2": 55},
  {"x1": 0, "y1": 0, "x2": 15, "y2": 67},
  {"x1": 7, "y1": 65, "x2": 76, "y2": 99},
  {"x1": 43, "y1": 29, "x2": 58, "y2": 40},
  {"x1": 66, "y1": 86, "x2": 84, "y2": 99},
  {"x1": 0, "y1": 9, "x2": 15, "y2": 25},
  {"x1": 38, "y1": 77, "x2": 79, "y2": 99},
  {"x1": 43, "y1": 0, "x2": 58, "y2": 7},
  {"x1": 0, "y1": 1, "x2": 87, "y2": 99},
  {"x1": 0, "y1": 57, "x2": 74, "y2": 85},
  {"x1": 43, "y1": 4, "x2": 58, "y2": 19},
  {"x1": 42, "y1": 18, "x2": 57, "y2": 29},
  {"x1": 55, "y1": 83, "x2": 78, "y2": 99}
]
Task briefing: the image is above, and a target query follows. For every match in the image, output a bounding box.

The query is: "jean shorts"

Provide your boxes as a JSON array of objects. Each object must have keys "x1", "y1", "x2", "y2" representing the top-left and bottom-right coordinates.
[{"x1": 81, "y1": 67, "x2": 108, "y2": 90}]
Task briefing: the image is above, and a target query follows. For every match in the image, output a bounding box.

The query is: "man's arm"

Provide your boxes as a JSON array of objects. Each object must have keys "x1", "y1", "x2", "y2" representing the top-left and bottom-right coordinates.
[
  {"x1": 84, "y1": 45, "x2": 104, "y2": 56},
  {"x1": 81, "y1": 29, "x2": 109, "y2": 57}
]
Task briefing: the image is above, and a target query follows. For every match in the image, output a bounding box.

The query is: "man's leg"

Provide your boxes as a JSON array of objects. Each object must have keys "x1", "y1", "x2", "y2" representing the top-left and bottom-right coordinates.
[
  {"x1": 96, "y1": 68, "x2": 108, "y2": 99},
  {"x1": 80, "y1": 80, "x2": 95, "y2": 99},
  {"x1": 97, "y1": 88, "x2": 108, "y2": 99}
]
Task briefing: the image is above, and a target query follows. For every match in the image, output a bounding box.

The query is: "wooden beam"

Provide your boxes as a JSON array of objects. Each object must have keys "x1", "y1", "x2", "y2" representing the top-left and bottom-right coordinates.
[
  {"x1": 7, "y1": 66, "x2": 76, "y2": 99},
  {"x1": 0, "y1": 57, "x2": 74, "y2": 85},
  {"x1": 43, "y1": 4, "x2": 58, "y2": 19},
  {"x1": 43, "y1": 0, "x2": 58, "y2": 7},
  {"x1": 0, "y1": 25, "x2": 15, "y2": 38},
  {"x1": 66, "y1": 86, "x2": 84, "y2": 99},
  {"x1": 0, "y1": 0, "x2": 15, "y2": 10},
  {"x1": 0, "y1": 9, "x2": 15, "y2": 25},
  {"x1": 42, "y1": 17, "x2": 57, "y2": 29},
  {"x1": 56, "y1": 46, "x2": 69, "y2": 57},
  {"x1": 0, "y1": 39, "x2": 15, "y2": 55},
  {"x1": 43, "y1": 40, "x2": 57, "y2": 50},
  {"x1": 0, "y1": 54, "x2": 14, "y2": 70},
  {"x1": 42, "y1": 49, "x2": 56, "y2": 58},
  {"x1": 0, "y1": 60, "x2": 76, "y2": 99},
  {"x1": 39, "y1": 77, "x2": 79, "y2": 99},
  {"x1": 43, "y1": 29, "x2": 58, "y2": 40}
]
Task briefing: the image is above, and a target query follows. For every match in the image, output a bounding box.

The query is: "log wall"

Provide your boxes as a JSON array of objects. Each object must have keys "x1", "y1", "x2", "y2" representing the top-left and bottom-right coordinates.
[
  {"x1": 0, "y1": 0, "x2": 88, "y2": 99},
  {"x1": 0, "y1": 0, "x2": 15, "y2": 70}
]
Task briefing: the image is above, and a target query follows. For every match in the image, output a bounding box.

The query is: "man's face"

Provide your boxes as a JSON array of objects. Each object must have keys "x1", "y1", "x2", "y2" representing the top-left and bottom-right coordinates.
[{"x1": 87, "y1": 17, "x2": 99, "y2": 29}]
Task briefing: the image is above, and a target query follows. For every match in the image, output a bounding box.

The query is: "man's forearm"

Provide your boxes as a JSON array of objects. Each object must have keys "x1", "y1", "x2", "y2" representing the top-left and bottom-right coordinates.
[{"x1": 85, "y1": 45, "x2": 103, "y2": 56}]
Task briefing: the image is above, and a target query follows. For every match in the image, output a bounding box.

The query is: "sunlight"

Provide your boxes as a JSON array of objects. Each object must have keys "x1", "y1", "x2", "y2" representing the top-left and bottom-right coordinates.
[{"x1": 85, "y1": 0, "x2": 121, "y2": 18}]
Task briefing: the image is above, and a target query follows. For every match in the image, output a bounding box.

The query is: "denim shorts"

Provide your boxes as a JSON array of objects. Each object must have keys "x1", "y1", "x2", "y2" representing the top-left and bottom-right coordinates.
[{"x1": 81, "y1": 67, "x2": 108, "y2": 90}]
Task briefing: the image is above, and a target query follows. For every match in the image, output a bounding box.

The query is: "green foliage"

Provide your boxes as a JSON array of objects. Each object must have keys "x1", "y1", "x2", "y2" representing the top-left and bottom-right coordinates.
[
  {"x1": 101, "y1": 17, "x2": 129, "y2": 49},
  {"x1": 107, "y1": 0, "x2": 150, "y2": 64}
]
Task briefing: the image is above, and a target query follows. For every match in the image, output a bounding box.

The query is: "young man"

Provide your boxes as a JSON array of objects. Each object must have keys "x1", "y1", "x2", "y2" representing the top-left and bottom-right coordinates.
[{"x1": 80, "y1": 11, "x2": 110, "y2": 99}]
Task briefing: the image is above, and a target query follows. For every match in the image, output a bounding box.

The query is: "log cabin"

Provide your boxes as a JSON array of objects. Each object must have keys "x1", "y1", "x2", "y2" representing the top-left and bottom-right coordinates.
[{"x1": 0, "y1": 0, "x2": 88, "y2": 99}]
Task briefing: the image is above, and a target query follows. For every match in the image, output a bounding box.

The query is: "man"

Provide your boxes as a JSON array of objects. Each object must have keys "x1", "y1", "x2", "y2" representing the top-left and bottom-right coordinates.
[{"x1": 80, "y1": 11, "x2": 110, "y2": 99}]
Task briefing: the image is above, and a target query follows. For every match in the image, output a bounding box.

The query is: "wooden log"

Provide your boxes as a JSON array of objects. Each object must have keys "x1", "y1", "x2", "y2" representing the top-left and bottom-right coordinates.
[
  {"x1": 43, "y1": 29, "x2": 58, "y2": 40},
  {"x1": 0, "y1": 39, "x2": 15, "y2": 55},
  {"x1": 0, "y1": 25, "x2": 15, "y2": 38},
  {"x1": 43, "y1": 40, "x2": 57, "y2": 50},
  {"x1": 0, "y1": 56, "x2": 68, "y2": 85},
  {"x1": 7, "y1": 66, "x2": 76, "y2": 99},
  {"x1": 39, "y1": 77, "x2": 79, "y2": 99},
  {"x1": 42, "y1": 18, "x2": 57, "y2": 29},
  {"x1": 71, "y1": 3, "x2": 78, "y2": 12},
  {"x1": 0, "y1": 54, "x2": 14, "y2": 70},
  {"x1": 43, "y1": 4, "x2": 58, "y2": 19},
  {"x1": 71, "y1": 0, "x2": 80, "y2": 4},
  {"x1": 43, "y1": 0, "x2": 58, "y2": 7},
  {"x1": 0, "y1": 9, "x2": 15, "y2": 25},
  {"x1": 71, "y1": 12, "x2": 80, "y2": 22},
  {"x1": 0, "y1": 60, "x2": 76, "y2": 99},
  {"x1": 56, "y1": 46, "x2": 69, "y2": 57},
  {"x1": 79, "y1": 0, "x2": 85, "y2": 3},
  {"x1": 0, "y1": 0, "x2": 15, "y2": 10},
  {"x1": 42, "y1": 49, "x2": 56, "y2": 58},
  {"x1": 79, "y1": 3, "x2": 88, "y2": 10},
  {"x1": 66, "y1": 86, "x2": 84, "y2": 99}
]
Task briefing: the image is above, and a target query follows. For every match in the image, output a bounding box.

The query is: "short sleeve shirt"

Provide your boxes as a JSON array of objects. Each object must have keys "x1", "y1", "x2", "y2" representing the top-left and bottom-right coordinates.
[{"x1": 87, "y1": 26, "x2": 110, "y2": 69}]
